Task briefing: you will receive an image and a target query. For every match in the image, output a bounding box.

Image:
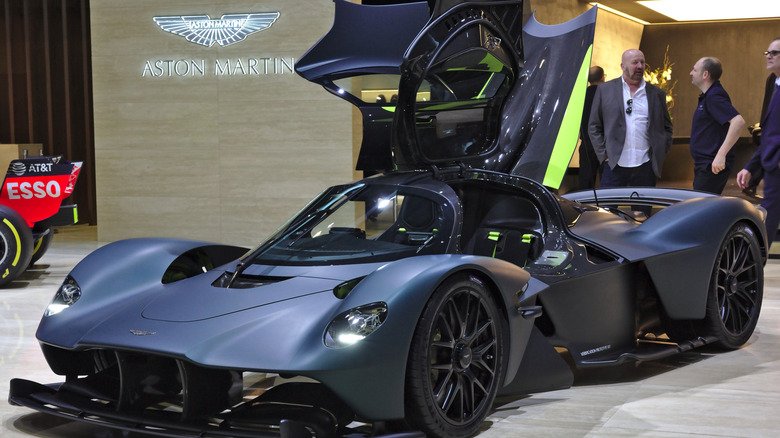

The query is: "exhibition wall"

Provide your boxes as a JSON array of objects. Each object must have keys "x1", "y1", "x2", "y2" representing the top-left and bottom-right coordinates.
[
  {"x1": 90, "y1": 0, "x2": 350, "y2": 245},
  {"x1": 0, "y1": 0, "x2": 96, "y2": 225},
  {"x1": 642, "y1": 20, "x2": 780, "y2": 137}
]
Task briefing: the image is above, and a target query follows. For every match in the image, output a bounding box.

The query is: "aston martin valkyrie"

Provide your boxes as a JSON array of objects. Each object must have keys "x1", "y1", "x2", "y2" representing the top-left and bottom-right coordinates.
[{"x1": 9, "y1": 1, "x2": 766, "y2": 438}]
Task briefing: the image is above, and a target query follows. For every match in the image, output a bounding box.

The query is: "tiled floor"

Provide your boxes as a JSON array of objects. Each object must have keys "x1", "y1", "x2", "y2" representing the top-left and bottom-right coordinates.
[{"x1": 2, "y1": 225, "x2": 779, "y2": 437}]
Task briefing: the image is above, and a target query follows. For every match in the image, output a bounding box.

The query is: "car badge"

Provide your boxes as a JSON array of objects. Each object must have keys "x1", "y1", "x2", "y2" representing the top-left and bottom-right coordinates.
[
  {"x1": 484, "y1": 35, "x2": 502, "y2": 51},
  {"x1": 153, "y1": 13, "x2": 280, "y2": 47},
  {"x1": 130, "y1": 330, "x2": 157, "y2": 336}
]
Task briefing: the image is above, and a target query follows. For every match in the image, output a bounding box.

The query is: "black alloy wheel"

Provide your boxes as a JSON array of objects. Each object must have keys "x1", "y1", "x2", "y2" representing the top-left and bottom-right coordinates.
[
  {"x1": 405, "y1": 273, "x2": 504, "y2": 438},
  {"x1": 701, "y1": 223, "x2": 763, "y2": 349}
]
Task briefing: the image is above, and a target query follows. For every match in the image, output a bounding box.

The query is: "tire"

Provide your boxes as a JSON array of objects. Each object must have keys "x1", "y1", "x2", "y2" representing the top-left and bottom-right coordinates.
[
  {"x1": 29, "y1": 226, "x2": 54, "y2": 266},
  {"x1": 0, "y1": 207, "x2": 34, "y2": 287},
  {"x1": 405, "y1": 273, "x2": 504, "y2": 438},
  {"x1": 698, "y1": 223, "x2": 763, "y2": 349}
]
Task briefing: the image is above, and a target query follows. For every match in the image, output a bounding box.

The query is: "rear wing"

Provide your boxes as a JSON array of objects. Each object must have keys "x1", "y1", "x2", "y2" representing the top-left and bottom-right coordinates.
[{"x1": 0, "y1": 156, "x2": 82, "y2": 227}]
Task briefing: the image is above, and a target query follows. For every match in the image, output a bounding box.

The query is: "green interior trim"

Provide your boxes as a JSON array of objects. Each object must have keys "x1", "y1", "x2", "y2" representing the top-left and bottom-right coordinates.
[
  {"x1": 542, "y1": 45, "x2": 593, "y2": 189},
  {"x1": 488, "y1": 231, "x2": 501, "y2": 258},
  {"x1": 476, "y1": 72, "x2": 496, "y2": 99}
]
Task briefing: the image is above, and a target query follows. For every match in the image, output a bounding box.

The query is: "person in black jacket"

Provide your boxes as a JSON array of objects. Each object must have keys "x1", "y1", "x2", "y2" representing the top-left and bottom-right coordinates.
[
  {"x1": 742, "y1": 72, "x2": 778, "y2": 198},
  {"x1": 578, "y1": 66, "x2": 605, "y2": 190},
  {"x1": 737, "y1": 38, "x2": 780, "y2": 241}
]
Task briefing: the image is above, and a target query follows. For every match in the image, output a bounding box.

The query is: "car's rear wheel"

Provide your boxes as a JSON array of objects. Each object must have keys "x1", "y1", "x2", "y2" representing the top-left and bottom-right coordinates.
[
  {"x1": 699, "y1": 223, "x2": 763, "y2": 349},
  {"x1": 0, "y1": 206, "x2": 34, "y2": 287},
  {"x1": 405, "y1": 273, "x2": 504, "y2": 438}
]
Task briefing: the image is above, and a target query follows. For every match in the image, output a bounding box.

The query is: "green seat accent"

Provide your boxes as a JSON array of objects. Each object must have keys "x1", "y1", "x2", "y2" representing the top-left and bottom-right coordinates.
[
  {"x1": 487, "y1": 231, "x2": 501, "y2": 257},
  {"x1": 522, "y1": 233, "x2": 533, "y2": 244}
]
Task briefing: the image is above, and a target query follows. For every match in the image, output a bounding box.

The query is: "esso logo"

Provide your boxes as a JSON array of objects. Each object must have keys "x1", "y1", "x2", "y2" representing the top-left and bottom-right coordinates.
[{"x1": 6, "y1": 181, "x2": 61, "y2": 200}]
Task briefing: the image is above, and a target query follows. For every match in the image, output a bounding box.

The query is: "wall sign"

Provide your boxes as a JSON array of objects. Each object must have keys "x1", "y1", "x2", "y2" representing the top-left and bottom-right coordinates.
[
  {"x1": 153, "y1": 13, "x2": 280, "y2": 47},
  {"x1": 145, "y1": 12, "x2": 294, "y2": 78},
  {"x1": 142, "y1": 57, "x2": 295, "y2": 77}
]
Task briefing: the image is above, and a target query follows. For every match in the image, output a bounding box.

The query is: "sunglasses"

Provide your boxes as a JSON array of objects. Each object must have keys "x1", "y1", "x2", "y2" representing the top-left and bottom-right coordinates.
[
  {"x1": 626, "y1": 99, "x2": 632, "y2": 115},
  {"x1": 765, "y1": 50, "x2": 780, "y2": 57}
]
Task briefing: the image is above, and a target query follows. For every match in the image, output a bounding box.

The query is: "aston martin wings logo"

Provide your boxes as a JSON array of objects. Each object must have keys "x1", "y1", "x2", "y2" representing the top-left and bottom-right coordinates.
[{"x1": 153, "y1": 13, "x2": 280, "y2": 47}]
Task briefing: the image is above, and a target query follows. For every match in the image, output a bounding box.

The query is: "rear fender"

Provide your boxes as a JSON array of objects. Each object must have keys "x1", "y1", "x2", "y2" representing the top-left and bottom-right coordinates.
[{"x1": 636, "y1": 196, "x2": 766, "y2": 319}]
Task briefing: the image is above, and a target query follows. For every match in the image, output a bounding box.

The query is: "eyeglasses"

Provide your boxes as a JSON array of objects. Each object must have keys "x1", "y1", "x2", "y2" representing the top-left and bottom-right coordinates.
[
  {"x1": 764, "y1": 50, "x2": 780, "y2": 57},
  {"x1": 626, "y1": 99, "x2": 633, "y2": 115}
]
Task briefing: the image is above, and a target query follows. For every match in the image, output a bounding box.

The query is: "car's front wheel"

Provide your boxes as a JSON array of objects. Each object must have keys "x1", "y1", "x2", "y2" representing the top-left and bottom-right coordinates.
[
  {"x1": 700, "y1": 223, "x2": 763, "y2": 349},
  {"x1": 405, "y1": 273, "x2": 504, "y2": 438}
]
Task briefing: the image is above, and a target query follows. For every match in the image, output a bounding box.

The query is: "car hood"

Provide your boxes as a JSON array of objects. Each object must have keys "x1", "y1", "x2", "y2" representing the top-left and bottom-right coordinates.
[
  {"x1": 296, "y1": 0, "x2": 596, "y2": 190},
  {"x1": 141, "y1": 263, "x2": 387, "y2": 322}
]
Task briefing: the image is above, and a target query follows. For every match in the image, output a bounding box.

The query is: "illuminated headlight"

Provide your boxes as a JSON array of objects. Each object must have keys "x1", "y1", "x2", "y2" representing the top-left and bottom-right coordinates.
[
  {"x1": 324, "y1": 302, "x2": 388, "y2": 348},
  {"x1": 45, "y1": 276, "x2": 82, "y2": 317}
]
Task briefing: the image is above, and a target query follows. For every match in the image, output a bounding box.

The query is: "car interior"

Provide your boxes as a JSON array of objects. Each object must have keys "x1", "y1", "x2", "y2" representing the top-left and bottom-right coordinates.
[{"x1": 458, "y1": 184, "x2": 545, "y2": 267}]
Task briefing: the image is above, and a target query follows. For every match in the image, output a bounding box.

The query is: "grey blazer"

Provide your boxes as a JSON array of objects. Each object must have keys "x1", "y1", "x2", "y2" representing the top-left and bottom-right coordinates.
[{"x1": 587, "y1": 77, "x2": 673, "y2": 177}]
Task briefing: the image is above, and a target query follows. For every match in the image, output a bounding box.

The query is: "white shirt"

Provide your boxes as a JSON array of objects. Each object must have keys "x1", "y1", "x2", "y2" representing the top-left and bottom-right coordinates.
[{"x1": 618, "y1": 78, "x2": 651, "y2": 168}]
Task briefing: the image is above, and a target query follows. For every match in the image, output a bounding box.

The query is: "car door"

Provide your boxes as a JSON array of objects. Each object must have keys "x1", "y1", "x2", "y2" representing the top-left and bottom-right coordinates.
[{"x1": 394, "y1": 2, "x2": 597, "y2": 190}]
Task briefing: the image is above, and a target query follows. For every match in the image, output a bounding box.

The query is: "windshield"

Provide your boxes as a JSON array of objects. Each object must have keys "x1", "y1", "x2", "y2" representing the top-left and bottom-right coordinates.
[{"x1": 248, "y1": 183, "x2": 452, "y2": 266}]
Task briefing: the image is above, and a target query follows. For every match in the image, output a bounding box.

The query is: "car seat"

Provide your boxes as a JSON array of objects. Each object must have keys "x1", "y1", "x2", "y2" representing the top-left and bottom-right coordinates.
[{"x1": 465, "y1": 197, "x2": 542, "y2": 266}]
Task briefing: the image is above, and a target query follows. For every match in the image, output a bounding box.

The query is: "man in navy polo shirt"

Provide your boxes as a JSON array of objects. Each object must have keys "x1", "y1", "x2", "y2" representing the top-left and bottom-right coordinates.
[{"x1": 689, "y1": 57, "x2": 746, "y2": 194}]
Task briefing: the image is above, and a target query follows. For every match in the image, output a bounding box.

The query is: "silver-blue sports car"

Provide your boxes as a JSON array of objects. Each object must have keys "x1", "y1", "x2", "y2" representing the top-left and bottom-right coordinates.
[{"x1": 10, "y1": 1, "x2": 766, "y2": 437}]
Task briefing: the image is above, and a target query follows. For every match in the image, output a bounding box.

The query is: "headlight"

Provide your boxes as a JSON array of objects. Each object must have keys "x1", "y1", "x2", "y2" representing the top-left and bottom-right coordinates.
[
  {"x1": 324, "y1": 302, "x2": 387, "y2": 348},
  {"x1": 45, "y1": 276, "x2": 82, "y2": 317}
]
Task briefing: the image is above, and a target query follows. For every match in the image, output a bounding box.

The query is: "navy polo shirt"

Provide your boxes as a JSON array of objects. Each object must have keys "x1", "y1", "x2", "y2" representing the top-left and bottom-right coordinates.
[{"x1": 690, "y1": 81, "x2": 740, "y2": 165}]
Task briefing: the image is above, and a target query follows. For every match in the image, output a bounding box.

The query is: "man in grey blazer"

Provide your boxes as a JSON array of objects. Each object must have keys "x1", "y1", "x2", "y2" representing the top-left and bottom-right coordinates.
[{"x1": 588, "y1": 49, "x2": 673, "y2": 189}]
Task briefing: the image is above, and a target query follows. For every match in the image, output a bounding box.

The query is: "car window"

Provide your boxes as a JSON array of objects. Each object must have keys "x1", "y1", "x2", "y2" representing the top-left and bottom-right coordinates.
[
  {"x1": 333, "y1": 74, "x2": 433, "y2": 105},
  {"x1": 413, "y1": 47, "x2": 513, "y2": 162}
]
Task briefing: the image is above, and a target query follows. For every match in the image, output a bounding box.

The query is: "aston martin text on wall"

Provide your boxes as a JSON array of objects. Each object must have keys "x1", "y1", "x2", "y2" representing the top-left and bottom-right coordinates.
[
  {"x1": 141, "y1": 57, "x2": 295, "y2": 77},
  {"x1": 143, "y1": 11, "x2": 297, "y2": 78}
]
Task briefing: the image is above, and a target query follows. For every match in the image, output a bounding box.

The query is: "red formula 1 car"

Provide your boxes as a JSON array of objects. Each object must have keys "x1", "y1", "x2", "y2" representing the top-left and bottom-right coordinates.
[{"x1": 0, "y1": 155, "x2": 81, "y2": 286}]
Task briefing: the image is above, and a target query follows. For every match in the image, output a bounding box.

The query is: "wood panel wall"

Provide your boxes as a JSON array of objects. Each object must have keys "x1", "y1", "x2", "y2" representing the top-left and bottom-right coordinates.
[
  {"x1": 90, "y1": 0, "x2": 350, "y2": 245},
  {"x1": 641, "y1": 20, "x2": 780, "y2": 138},
  {"x1": 0, "y1": 0, "x2": 95, "y2": 224}
]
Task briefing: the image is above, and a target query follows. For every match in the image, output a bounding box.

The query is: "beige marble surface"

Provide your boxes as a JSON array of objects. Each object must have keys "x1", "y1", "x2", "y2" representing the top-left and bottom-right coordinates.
[
  {"x1": 91, "y1": 0, "x2": 352, "y2": 246},
  {"x1": 1, "y1": 226, "x2": 779, "y2": 437}
]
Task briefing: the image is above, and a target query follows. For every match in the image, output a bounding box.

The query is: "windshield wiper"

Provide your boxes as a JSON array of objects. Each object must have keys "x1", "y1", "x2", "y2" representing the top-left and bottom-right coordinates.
[{"x1": 226, "y1": 261, "x2": 247, "y2": 289}]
